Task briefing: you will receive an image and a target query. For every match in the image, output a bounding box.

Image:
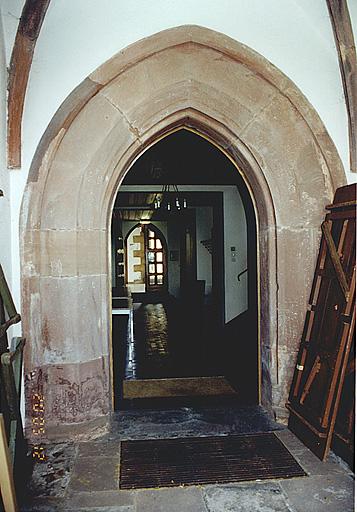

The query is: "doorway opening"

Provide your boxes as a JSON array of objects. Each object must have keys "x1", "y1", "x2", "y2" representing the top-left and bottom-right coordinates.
[
  {"x1": 111, "y1": 129, "x2": 258, "y2": 409},
  {"x1": 125, "y1": 223, "x2": 168, "y2": 295}
]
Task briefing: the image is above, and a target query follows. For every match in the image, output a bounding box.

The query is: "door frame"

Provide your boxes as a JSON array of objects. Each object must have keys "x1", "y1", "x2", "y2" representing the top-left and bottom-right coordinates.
[
  {"x1": 144, "y1": 223, "x2": 168, "y2": 293},
  {"x1": 124, "y1": 222, "x2": 169, "y2": 295}
]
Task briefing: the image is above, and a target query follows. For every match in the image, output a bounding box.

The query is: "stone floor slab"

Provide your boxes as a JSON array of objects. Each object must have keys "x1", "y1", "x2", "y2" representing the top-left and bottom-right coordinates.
[
  {"x1": 274, "y1": 429, "x2": 309, "y2": 452},
  {"x1": 21, "y1": 497, "x2": 67, "y2": 511},
  {"x1": 202, "y1": 482, "x2": 291, "y2": 512},
  {"x1": 280, "y1": 473, "x2": 354, "y2": 512},
  {"x1": 134, "y1": 486, "x2": 208, "y2": 512},
  {"x1": 275, "y1": 430, "x2": 349, "y2": 476},
  {"x1": 275, "y1": 429, "x2": 353, "y2": 477},
  {"x1": 68, "y1": 456, "x2": 120, "y2": 492},
  {"x1": 22, "y1": 500, "x2": 133, "y2": 512},
  {"x1": 29, "y1": 443, "x2": 77, "y2": 498},
  {"x1": 291, "y1": 449, "x2": 350, "y2": 476},
  {"x1": 64, "y1": 490, "x2": 134, "y2": 509},
  {"x1": 77, "y1": 440, "x2": 121, "y2": 458},
  {"x1": 69, "y1": 508, "x2": 133, "y2": 512},
  {"x1": 64, "y1": 507, "x2": 133, "y2": 512}
]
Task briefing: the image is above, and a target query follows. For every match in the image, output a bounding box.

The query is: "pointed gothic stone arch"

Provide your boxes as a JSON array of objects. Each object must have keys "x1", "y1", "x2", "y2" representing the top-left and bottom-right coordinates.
[{"x1": 21, "y1": 25, "x2": 345, "y2": 440}]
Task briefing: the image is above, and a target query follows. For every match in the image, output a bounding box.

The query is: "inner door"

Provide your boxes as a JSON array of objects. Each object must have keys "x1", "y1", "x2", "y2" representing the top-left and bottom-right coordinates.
[{"x1": 145, "y1": 225, "x2": 167, "y2": 293}]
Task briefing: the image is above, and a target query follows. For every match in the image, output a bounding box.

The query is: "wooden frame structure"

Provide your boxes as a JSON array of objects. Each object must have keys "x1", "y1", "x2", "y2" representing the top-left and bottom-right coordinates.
[
  {"x1": 287, "y1": 184, "x2": 356, "y2": 461},
  {"x1": 0, "y1": 265, "x2": 26, "y2": 511},
  {"x1": 0, "y1": 414, "x2": 17, "y2": 512}
]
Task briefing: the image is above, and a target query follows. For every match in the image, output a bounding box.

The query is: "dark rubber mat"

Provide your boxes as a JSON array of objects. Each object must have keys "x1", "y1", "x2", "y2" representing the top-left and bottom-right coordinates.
[{"x1": 119, "y1": 432, "x2": 306, "y2": 489}]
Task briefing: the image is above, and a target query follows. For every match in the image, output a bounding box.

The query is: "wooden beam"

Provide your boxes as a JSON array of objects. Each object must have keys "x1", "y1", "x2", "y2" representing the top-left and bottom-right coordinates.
[
  {"x1": 7, "y1": 0, "x2": 51, "y2": 169},
  {"x1": 321, "y1": 221, "x2": 350, "y2": 301},
  {"x1": 327, "y1": 0, "x2": 357, "y2": 173}
]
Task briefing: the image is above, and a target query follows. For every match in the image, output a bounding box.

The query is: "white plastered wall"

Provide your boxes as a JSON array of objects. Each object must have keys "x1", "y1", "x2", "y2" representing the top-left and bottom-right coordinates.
[
  {"x1": 0, "y1": 7, "x2": 11, "y2": 284},
  {"x1": 0, "y1": 0, "x2": 355, "y2": 312},
  {"x1": 224, "y1": 187, "x2": 248, "y2": 323}
]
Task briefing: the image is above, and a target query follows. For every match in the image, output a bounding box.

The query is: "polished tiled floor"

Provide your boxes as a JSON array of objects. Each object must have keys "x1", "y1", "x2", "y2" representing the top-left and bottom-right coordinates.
[
  {"x1": 123, "y1": 298, "x2": 223, "y2": 381},
  {"x1": 23, "y1": 404, "x2": 354, "y2": 512}
]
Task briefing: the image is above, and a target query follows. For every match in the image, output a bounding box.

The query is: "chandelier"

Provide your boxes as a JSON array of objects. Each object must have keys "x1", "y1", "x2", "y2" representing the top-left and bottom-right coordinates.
[{"x1": 153, "y1": 184, "x2": 187, "y2": 212}]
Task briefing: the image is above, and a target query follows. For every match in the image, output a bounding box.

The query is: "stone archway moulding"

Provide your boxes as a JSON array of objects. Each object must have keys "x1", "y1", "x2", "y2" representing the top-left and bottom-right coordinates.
[{"x1": 20, "y1": 25, "x2": 345, "y2": 440}]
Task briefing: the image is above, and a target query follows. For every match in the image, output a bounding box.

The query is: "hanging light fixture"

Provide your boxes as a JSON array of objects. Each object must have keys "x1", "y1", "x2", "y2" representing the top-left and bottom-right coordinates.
[{"x1": 153, "y1": 184, "x2": 187, "y2": 213}]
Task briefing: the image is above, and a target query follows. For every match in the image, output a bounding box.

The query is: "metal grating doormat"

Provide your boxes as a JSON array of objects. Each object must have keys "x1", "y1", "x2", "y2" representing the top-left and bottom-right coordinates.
[{"x1": 119, "y1": 432, "x2": 306, "y2": 489}]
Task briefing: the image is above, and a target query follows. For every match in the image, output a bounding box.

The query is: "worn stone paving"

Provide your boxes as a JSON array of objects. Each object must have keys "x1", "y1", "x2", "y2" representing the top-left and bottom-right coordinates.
[{"x1": 22, "y1": 406, "x2": 354, "y2": 512}]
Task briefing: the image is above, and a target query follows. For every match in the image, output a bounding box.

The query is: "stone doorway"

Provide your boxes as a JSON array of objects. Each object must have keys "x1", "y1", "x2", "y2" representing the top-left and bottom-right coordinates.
[
  {"x1": 111, "y1": 129, "x2": 259, "y2": 407},
  {"x1": 20, "y1": 25, "x2": 345, "y2": 441}
]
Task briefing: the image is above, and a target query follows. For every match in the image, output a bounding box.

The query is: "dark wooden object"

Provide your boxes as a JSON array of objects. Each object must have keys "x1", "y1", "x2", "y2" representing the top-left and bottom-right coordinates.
[
  {"x1": 0, "y1": 265, "x2": 28, "y2": 488},
  {"x1": 0, "y1": 267, "x2": 21, "y2": 344},
  {"x1": 287, "y1": 184, "x2": 356, "y2": 461},
  {"x1": 327, "y1": 0, "x2": 357, "y2": 172},
  {"x1": 1, "y1": 338, "x2": 26, "y2": 467},
  {"x1": 7, "y1": 0, "x2": 51, "y2": 168},
  {"x1": 0, "y1": 265, "x2": 21, "y2": 355},
  {"x1": 0, "y1": 413, "x2": 18, "y2": 512},
  {"x1": 332, "y1": 329, "x2": 355, "y2": 469}
]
